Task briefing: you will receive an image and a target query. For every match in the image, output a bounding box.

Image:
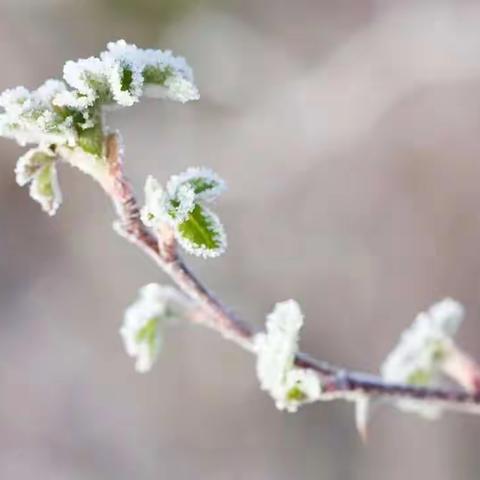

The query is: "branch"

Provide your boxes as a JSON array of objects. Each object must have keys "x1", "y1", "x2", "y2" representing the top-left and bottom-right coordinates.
[{"x1": 104, "y1": 133, "x2": 480, "y2": 415}]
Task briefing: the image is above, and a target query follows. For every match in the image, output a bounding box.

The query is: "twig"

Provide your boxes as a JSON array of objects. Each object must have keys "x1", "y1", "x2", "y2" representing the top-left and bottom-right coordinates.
[{"x1": 104, "y1": 133, "x2": 480, "y2": 414}]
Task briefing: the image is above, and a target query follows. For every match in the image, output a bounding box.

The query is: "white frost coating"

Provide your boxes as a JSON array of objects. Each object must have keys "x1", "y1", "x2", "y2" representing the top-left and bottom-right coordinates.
[
  {"x1": 15, "y1": 147, "x2": 62, "y2": 216},
  {"x1": 120, "y1": 283, "x2": 190, "y2": 373},
  {"x1": 29, "y1": 163, "x2": 62, "y2": 216},
  {"x1": 56, "y1": 39, "x2": 199, "y2": 111},
  {"x1": 255, "y1": 300, "x2": 321, "y2": 412},
  {"x1": 0, "y1": 80, "x2": 76, "y2": 147},
  {"x1": 141, "y1": 175, "x2": 195, "y2": 228},
  {"x1": 15, "y1": 147, "x2": 55, "y2": 186},
  {"x1": 166, "y1": 166, "x2": 226, "y2": 203},
  {"x1": 381, "y1": 298, "x2": 464, "y2": 418},
  {"x1": 141, "y1": 175, "x2": 166, "y2": 228}
]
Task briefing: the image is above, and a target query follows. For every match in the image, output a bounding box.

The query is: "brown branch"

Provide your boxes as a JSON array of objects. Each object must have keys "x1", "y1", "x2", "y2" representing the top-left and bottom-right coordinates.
[{"x1": 104, "y1": 133, "x2": 480, "y2": 414}]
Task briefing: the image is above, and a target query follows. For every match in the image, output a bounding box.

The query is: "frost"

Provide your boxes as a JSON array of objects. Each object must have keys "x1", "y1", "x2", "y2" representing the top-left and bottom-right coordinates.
[
  {"x1": 1, "y1": 41, "x2": 200, "y2": 219},
  {"x1": 120, "y1": 283, "x2": 190, "y2": 373},
  {"x1": 381, "y1": 298, "x2": 464, "y2": 418},
  {"x1": 0, "y1": 80, "x2": 76, "y2": 148},
  {"x1": 166, "y1": 166, "x2": 226, "y2": 203},
  {"x1": 56, "y1": 39, "x2": 199, "y2": 112},
  {"x1": 141, "y1": 174, "x2": 195, "y2": 228},
  {"x1": 141, "y1": 175, "x2": 167, "y2": 228},
  {"x1": 141, "y1": 168, "x2": 227, "y2": 258},
  {"x1": 15, "y1": 147, "x2": 62, "y2": 215},
  {"x1": 255, "y1": 300, "x2": 321, "y2": 412},
  {"x1": 1, "y1": 39, "x2": 198, "y2": 157}
]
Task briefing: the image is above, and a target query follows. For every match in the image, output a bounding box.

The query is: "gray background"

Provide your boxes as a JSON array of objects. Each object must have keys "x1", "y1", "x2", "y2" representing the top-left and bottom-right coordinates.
[{"x1": 1, "y1": 0, "x2": 480, "y2": 478}]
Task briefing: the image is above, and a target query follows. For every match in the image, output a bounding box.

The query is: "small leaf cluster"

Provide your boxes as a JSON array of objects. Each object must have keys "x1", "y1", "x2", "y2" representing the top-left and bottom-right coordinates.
[
  {"x1": 141, "y1": 167, "x2": 227, "y2": 258},
  {"x1": 0, "y1": 40, "x2": 199, "y2": 214}
]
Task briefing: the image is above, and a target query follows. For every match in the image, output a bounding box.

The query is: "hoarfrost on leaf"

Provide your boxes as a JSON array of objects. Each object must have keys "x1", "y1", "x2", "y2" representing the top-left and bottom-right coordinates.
[
  {"x1": 381, "y1": 298, "x2": 464, "y2": 418},
  {"x1": 120, "y1": 283, "x2": 190, "y2": 373},
  {"x1": 0, "y1": 81, "x2": 76, "y2": 148},
  {"x1": 141, "y1": 168, "x2": 228, "y2": 258},
  {"x1": 56, "y1": 39, "x2": 199, "y2": 112},
  {"x1": 255, "y1": 300, "x2": 322, "y2": 412},
  {"x1": 166, "y1": 166, "x2": 226, "y2": 203},
  {"x1": 15, "y1": 147, "x2": 62, "y2": 216}
]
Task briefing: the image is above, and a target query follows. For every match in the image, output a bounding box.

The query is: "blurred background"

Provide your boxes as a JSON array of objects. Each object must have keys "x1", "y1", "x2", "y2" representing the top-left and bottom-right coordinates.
[{"x1": 1, "y1": 0, "x2": 480, "y2": 478}]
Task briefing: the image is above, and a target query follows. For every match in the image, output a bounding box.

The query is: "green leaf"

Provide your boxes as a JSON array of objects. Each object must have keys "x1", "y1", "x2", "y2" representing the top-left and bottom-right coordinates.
[
  {"x1": 188, "y1": 176, "x2": 222, "y2": 197},
  {"x1": 77, "y1": 121, "x2": 103, "y2": 156},
  {"x1": 143, "y1": 65, "x2": 173, "y2": 85},
  {"x1": 29, "y1": 162, "x2": 62, "y2": 216},
  {"x1": 176, "y1": 203, "x2": 226, "y2": 258},
  {"x1": 167, "y1": 167, "x2": 226, "y2": 203},
  {"x1": 121, "y1": 67, "x2": 133, "y2": 91},
  {"x1": 136, "y1": 316, "x2": 160, "y2": 357}
]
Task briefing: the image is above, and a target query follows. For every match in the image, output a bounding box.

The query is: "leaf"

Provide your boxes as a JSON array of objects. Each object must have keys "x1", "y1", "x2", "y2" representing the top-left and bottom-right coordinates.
[
  {"x1": 29, "y1": 162, "x2": 62, "y2": 216},
  {"x1": 176, "y1": 203, "x2": 226, "y2": 258},
  {"x1": 76, "y1": 120, "x2": 103, "y2": 156},
  {"x1": 15, "y1": 147, "x2": 55, "y2": 186},
  {"x1": 143, "y1": 65, "x2": 173, "y2": 86},
  {"x1": 120, "y1": 67, "x2": 134, "y2": 92},
  {"x1": 167, "y1": 167, "x2": 226, "y2": 203}
]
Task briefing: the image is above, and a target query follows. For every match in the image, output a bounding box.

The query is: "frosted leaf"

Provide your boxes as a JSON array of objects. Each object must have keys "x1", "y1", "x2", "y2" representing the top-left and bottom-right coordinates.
[
  {"x1": 29, "y1": 161, "x2": 62, "y2": 216},
  {"x1": 120, "y1": 283, "x2": 190, "y2": 373},
  {"x1": 176, "y1": 204, "x2": 227, "y2": 258},
  {"x1": 15, "y1": 147, "x2": 62, "y2": 215},
  {"x1": 58, "y1": 57, "x2": 110, "y2": 109},
  {"x1": 381, "y1": 298, "x2": 464, "y2": 418},
  {"x1": 280, "y1": 368, "x2": 322, "y2": 412},
  {"x1": 141, "y1": 168, "x2": 227, "y2": 258},
  {"x1": 0, "y1": 80, "x2": 76, "y2": 147},
  {"x1": 144, "y1": 75, "x2": 199, "y2": 103},
  {"x1": 166, "y1": 166, "x2": 226, "y2": 203},
  {"x1": 15, "y1": 147, "x2": 55, "y2": 186},
  {"x1": 255, "y1": 300, "x2": 321, "y2": 411},
  {"x1": 141, "y1": 175, "x2": 195, "y2": 228},
  {"x1": 56, "y1": 39, "x2": 199, "y2": 112}
]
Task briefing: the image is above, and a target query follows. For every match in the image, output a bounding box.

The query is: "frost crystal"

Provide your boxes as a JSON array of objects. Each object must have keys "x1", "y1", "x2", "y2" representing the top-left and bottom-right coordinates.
[
  {"x1": 141, "y1": 168, "x2": 227, "y2": 258},
  {"x1": 381, "y1": 298, "x2": 464, "y2": 417},
  {"x1": 120, "y1": 283, "x2": 190, "y2": 373},
  {"x1": 255, "y1": 300, "x2": 321, "y2": 412}
]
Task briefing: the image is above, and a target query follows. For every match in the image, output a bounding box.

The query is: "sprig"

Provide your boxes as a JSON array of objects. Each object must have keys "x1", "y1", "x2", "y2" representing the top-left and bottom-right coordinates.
[
  {"x1": 141, "y1": 167, "x2": 227, "y2": 258},
  {"x1": 2, "y1": 42, "x2": 480, "y2": 437}
]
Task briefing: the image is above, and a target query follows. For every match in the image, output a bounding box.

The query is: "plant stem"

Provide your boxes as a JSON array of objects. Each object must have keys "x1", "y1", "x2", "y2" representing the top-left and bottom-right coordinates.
[{"x1": 104, "y1": 133, "x2": 480, "y2": 414}]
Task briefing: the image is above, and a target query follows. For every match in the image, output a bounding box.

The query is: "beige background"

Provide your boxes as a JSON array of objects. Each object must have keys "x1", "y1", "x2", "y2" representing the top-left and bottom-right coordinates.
[{"x1": 1, "y1": 0, "x2": 480, "y2": 478}]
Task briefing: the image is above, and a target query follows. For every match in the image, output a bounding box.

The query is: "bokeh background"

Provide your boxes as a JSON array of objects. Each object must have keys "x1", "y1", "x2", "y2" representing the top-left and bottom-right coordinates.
[{"x1": 1, "y1": 0, "x2": 480, "y2": 478}]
